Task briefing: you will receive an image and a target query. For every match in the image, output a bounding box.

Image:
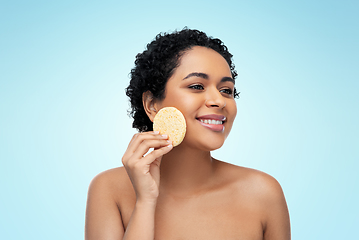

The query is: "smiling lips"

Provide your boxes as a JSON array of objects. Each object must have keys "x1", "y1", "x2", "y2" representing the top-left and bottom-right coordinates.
[{"x1": 196, "y1": 114, "x2": 226, "y2": 132}]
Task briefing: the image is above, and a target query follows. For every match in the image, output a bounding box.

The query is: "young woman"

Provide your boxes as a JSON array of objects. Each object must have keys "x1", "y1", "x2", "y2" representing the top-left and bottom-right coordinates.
[{"x1": 85, "y1": 29, "x2": 291, "y2": 240}]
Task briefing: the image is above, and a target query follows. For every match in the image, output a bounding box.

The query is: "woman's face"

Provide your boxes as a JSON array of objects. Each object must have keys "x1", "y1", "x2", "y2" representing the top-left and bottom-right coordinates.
[{"x1": 155, "y1": 46, "x2": 237, "y2": 151}]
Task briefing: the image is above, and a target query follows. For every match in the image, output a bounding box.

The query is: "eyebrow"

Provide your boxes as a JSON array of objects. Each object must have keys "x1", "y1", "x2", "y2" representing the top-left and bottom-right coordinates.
[{"x1": 182, "y1": 72, "x2": 235, "y2": 84}]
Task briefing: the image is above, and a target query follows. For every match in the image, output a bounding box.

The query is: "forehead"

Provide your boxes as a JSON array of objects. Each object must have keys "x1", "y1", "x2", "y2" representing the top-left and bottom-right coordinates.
[{"x1": 173, "y1": 46, "x2": 232, "y2": 78}]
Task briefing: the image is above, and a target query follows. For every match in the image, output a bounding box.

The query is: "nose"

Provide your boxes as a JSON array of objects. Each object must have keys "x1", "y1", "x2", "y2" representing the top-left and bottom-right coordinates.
[{"x1": 205, "y1": 87, "x2": 226, "y2": 109}]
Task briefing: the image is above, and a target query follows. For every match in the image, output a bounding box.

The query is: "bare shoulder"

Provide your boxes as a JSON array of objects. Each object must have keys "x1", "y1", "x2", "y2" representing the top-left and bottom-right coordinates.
[
  {"x1": 85, "y1": 167, "x2": 132, "y2": 240},
  {"x1": 88, "y1": 167, "x2": 133, "y2": 200},
  {"x1": 89, "y1": 167, "x2": 128, "y2": 188},
  {"x1": 214, "y1": 160, "x2": 286, "y2": 203},
  {"x1": 214, "y1": 160, "x2": 290, "y2": 239}
]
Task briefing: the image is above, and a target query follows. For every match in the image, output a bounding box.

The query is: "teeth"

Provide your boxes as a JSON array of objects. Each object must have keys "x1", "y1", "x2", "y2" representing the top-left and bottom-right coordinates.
[{"x1": 199, "y1": 119, "x2": 223, "y2": 125}]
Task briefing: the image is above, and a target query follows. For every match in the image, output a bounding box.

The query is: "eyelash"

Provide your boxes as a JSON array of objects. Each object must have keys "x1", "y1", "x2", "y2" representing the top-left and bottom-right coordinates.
[
  {"x1": 188, "y1": 84, "x2": 204, "y2": 90},
  {"x1": 188, "y1": 84, "x2": 234, "y2": 96},
  {"x1": 220, "y1": 88, "x2": 233, "y2": 95}
]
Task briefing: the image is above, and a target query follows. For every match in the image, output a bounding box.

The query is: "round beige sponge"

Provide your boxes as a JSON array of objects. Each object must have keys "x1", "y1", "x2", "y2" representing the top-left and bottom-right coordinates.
[{"x1": 153, "y1": 107, "x2": 186, "y2": 147}]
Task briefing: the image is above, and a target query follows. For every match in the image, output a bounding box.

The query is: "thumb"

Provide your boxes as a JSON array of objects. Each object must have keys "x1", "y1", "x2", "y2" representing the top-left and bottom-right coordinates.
[
  {"x1": 153, "y1": 155, "x2": 162, "y2": 167},
  {"x1": 150, "y1": 156, "x2": 162, "y2": 184}
]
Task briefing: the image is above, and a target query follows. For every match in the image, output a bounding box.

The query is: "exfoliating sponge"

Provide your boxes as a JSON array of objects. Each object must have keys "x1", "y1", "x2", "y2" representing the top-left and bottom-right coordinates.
[{"x1": 153, "y1": 107, "x2": 186, "y2": 147}]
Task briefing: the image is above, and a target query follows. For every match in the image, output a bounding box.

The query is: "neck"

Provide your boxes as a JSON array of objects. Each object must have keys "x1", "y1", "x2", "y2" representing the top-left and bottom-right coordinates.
[{"x1": 159, "y1": 145, "x2": 215, "y2": 197}]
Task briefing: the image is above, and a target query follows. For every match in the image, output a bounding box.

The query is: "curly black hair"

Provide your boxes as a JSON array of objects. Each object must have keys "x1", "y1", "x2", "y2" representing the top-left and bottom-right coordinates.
[{"x1": 125, "y1": 28, "x2": 238, "y2": 132}]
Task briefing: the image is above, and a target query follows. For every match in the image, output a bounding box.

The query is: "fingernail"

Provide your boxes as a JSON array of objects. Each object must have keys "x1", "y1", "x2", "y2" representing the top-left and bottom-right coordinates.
[
  {"x1": 154, "y1": 131, "x2": 159, "y2": 134},
  {"x1": 162, "y1": 134, "x2": 168, "y2": 138}
]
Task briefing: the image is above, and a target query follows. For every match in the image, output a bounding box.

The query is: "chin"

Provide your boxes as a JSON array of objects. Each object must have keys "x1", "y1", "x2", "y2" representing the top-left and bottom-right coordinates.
[
  {"x1": 207, "y1": 141, "x2": 225, "y2": 151},
  {"x1": 204, "y1": 137, "x2": 225, "y2": 151},
  {"x1": 182, "y1": 136, "x2": 225, "y2": 151}
]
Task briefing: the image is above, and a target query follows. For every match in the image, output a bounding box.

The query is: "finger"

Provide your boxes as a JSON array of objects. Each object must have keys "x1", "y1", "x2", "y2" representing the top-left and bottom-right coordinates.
[
  {"x1": 149, "y1": 156, "x2": 162, "y2": 183},
  {"x1": 132, "y1": 139, "x2": 172, "y2": 160},
  {"x1": 141, "y1": 143, "x2": 173, "y2": 165},
  {"x1": 127, "y1": 132, "x2": 168, "y2": 155},
  {"x1": 122, "y1": 132, "x2": 170, "y2": 166},
  {"x1": 127, "y1": 131, "x2": 161, "y2": 147}
]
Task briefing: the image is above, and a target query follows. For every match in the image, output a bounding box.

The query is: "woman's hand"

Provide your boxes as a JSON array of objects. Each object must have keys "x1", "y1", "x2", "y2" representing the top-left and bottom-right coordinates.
[
  {"x1": 122, "y1": 131, "x2": 173, "y2": 204},
  {"x1": 85, "y1": 132, "x2": 170, "y2": 240}
]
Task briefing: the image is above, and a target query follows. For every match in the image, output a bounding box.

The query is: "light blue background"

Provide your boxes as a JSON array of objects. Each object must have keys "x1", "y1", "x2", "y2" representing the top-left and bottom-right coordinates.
[{"x1": 1, "y1": 0, "x2": 358, "y2": 239}]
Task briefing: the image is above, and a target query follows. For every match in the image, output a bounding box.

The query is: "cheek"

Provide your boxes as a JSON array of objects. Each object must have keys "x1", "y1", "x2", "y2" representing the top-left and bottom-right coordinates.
[
  {"x1": 163, "y1": 87, "x2": 201, "y2": 109},
  {"x1": 232, "y1": 104, "x2": 237, "y2": 119},
  {"x1": 226, "y1": 102, "x2": 237, "y2": 128}
]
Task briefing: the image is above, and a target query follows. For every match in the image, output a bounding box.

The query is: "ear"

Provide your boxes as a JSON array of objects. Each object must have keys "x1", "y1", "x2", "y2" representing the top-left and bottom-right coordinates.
[{"x1": 142, "y1": 91, "x2": 159, "y2": 122}]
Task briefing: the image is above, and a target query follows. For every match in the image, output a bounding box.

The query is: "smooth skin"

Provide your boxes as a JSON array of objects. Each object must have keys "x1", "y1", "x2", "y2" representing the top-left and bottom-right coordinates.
[{"x1": 85, "y1": 46, "x2": 291, "y2": 240}]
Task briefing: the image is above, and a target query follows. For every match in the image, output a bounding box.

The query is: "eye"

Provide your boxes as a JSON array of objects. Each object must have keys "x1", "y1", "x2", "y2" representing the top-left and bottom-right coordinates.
[
  {"x1": 188, "y1": 84, "x2": 204, "y2": 90},
  {"x1": 220, "y1": 88, "x2": 233, "y2": 95}
]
